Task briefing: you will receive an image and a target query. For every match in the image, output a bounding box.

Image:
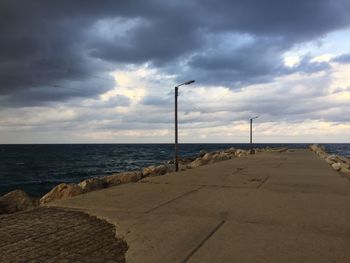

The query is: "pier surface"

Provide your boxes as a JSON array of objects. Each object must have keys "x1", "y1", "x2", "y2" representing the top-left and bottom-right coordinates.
[{"x1": 9, "y1": 149, "x2": 350, "y2": 262}]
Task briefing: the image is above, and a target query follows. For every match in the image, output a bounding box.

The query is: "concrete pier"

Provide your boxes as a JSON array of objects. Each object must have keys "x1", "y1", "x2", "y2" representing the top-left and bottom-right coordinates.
[{"x1": 46, "y1": 149, "x2": 350, "y2": 262}]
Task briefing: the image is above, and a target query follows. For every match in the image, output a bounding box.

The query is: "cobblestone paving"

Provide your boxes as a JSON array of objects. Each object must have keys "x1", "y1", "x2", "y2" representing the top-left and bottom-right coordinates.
[{"x1": 0, "y1": 207, "x2": 128, "y2": 262}]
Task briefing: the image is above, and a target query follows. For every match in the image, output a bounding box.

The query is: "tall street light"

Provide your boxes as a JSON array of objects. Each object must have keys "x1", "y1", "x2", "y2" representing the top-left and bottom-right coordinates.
[
  {"x1": 250, "y1": 116, "x2": 259, "y2": 154},
  {"x1": 175, "y1": 80, "x2": 195, "y2": 172}
]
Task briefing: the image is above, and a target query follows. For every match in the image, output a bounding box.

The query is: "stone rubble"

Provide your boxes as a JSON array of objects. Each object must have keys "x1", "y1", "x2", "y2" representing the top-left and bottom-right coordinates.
[
  {"x1": 105, "y1": 171, "x2": 142, "y2": 187},
  {"x1": 40, "y1": 183, "x2": 83, "y2": 204},
  {"x1": 309, "y1": 144, "x2": 350, "y2": 177}
]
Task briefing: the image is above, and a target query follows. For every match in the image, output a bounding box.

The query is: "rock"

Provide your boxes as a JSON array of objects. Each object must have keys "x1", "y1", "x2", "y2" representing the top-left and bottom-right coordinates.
[
  {"x1": 105, "y1": 171, "x2": 142, "y2": 187},
  {"x1": 223, "y1": 147, "x2": 236, "y2": 155},
  {"x1": 78, "y1": 178, "x2": 106, "y2": 192},
  {"x1": 250, "y1": 149, "x2": 256, "y2": 154},
  {"x1": 188, "y1": 157, "x2": 209, "y2": 168},
  {"x1": 336, "y1": 155, "x2": 350, "y2": 164},
  {"x1": 210, "y1": 154, "x2": 219, "y2": 162},
  {"x1": 179, "y1": 156, "x2": 196, "y2": 164},
  {"x1": 270, "y1": 147, "x2": 288, "y2": 153},
  {"x1": 310, "y1": 144, "x2": 325, "y2": 152},
  {"x1": 142, "y1": 165, "x2": 168, "y2": 178},
  {"x1": 255, "y1": 148, "x2": 265, "y2": 153},
  {"x1": 324, "y1": 155, "x2": 345, "y2": 165},
  {"x1": 316, "y1": 150, "x2": 327, "y2": 159},
  {"x1": 309, "y1": 144, "x2": 319, "y2": 152},
  {"x1": 340, "y1": 167, "x2": 350, "y2": 176},
  {"x1": 325, "y1": 155, "x2": 337, "y2": 165},
  {"x1": 331, "y1": 163, "x2": 341, "y2": 171},
  {"x1": 167, "y1": 156, "x2": 195, "y2": 165},
  {"x1": 309, "y1": 144, "x2": 328, "y2": 158},
  {"x1": 0, "y1": 190, "x2": 37, "y2": 214},
  {"x1": 202, "y1": 153, "x2": 213, "y2": 161},
  {"x1": 331, "y1": 162, "x2": 349, "y2": 171},
  {"x1": 198, "y1": 150, "x2": 208, "y2": 157},
  {"x1": 235, "y1": 149, "x2": 249, "y2": 157},
  {"x1": 188, "y1": 151, "x2": 232, "y2": 167},
  {"x1": 40, "y1": 183, "x2": 83, "y2": 204},
  {"x1": 277, "y1": 147, "x2": 288, "y2": 153},
  {"x1": 210, "y1": 152, "x2": 231, "y2": 163}
]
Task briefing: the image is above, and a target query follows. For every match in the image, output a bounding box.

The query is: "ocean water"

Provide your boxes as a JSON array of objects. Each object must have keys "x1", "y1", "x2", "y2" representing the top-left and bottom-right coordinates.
[{"x1": 0, "y1": 143, "x2": 349, "y2": 197}]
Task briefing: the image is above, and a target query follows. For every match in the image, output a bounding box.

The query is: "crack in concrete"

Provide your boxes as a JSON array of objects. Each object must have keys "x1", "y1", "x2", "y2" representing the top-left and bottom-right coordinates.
[
  {"x1": 257, "y1": 175, "x2": 270, "y2": 189},
  {"x1": 182, "y1": 220, "x2": 226, "y2": 262},
  {"x1": 145, "y1": 186, "x2": 203, "y2": 214}
]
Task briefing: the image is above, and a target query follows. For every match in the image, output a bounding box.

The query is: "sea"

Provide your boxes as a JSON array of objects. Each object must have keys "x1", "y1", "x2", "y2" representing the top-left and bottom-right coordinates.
[{"x1": 0, "y1": 143, "x2": 349, "y2": 197}]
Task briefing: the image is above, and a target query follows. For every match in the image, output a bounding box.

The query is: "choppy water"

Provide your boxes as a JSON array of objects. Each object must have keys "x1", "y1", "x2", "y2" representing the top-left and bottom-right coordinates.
[{"x1": 0, "y1": 143, "x2": 348, "y2": 197}]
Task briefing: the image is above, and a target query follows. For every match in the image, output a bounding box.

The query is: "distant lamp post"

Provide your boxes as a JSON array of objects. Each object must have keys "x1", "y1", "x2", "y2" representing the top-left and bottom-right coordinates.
[
  {"x1": 175, "y1": 80, "x2": 195, "y2": 172},
  {"x1": 250, "y1": 116, "x2": 259, "y2": 154}
]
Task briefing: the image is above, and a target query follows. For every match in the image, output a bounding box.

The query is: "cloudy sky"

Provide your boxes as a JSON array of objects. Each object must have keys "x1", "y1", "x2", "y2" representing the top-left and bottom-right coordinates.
[{"x1": 1, "y1": 0, "x2": 350, "y2": 143}]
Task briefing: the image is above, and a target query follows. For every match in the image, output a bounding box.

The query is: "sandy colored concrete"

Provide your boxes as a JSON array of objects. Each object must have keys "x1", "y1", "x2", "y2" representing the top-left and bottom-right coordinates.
[{"x1": 48, "y1": 149, "x2": 350, "y2": 262}]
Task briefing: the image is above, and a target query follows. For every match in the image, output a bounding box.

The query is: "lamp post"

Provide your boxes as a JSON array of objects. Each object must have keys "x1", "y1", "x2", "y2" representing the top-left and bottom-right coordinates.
[
  {"x1": 175, "y1": 80, "x2": 195, "y2": 172},
  {"x1": 250, "y1": 116, "x2": 259, "y2": 154}
]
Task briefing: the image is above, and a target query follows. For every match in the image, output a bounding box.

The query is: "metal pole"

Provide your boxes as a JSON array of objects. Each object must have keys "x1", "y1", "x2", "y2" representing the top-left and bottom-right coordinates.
[
  {"x1": 250, "y1": 118, "x2": 253, "y2": 152},
  {"x1": 175, "y1": 86, "x2": 179, "y2": 172}
]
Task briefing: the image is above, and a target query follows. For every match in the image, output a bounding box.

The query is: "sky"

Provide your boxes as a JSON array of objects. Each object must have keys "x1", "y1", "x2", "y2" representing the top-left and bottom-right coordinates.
[{"x1": 0, "y1": 0, "x2": 350, "y2": 144}]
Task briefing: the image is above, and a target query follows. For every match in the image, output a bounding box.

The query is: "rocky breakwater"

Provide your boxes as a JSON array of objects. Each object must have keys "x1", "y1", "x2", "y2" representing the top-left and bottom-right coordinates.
[
  {"x1": 309, "y1": 144, "x2": 350, "y2": 176},
  {"x1": 1, "y1": 146, "x2": 289, "y2": 214}
]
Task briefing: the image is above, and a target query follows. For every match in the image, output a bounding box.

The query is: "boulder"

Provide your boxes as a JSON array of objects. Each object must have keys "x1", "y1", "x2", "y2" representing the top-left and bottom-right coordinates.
[
  {"x1": 324, "y1": 155, "x2": 344, "y2": 165},
  {"x1": 188, "y1": 157, "x2": 209, "y2": 168},
  {"x1": 310, "y1": 144, "x2": 325, "y2": 152},
  {"x1": 316, "y1": 150, "x2": 327, "y2": 159},
  {"x1": 40, "y1": 183, "x2": 83, "y2": 204},
  {"x1": 270, "y1": 147, "x2": 288, "y2": 153},
  {"x1": 188, "y1": 151, "x2": 231, "y2": 167},
  {"x1": 336, "y1": 155, "x2": 350, "y2": 164},
  {"x1": 255, "y1": 148, "x2": 265, "y2": 153},
  {"x1": 167, "y1": 156, "x2": 195, "y2": 165},
  {"x1": 331, "y1": 162, "x2": 349, "y2": 171},
  {"x1": 309, "y1": 144, "x2": 319, "y2": 152},
  {"x1": 78, "y1": 178, "x2": 106, "y2": 192},
  {"x1": 202, "y1": 152, "x2": 213, "y2": 161},
  {"x1": 210, "y1": 152, "x2": 231, "y2": 163},
  {"x1": 309, "y1": 144, "x2": 328, "y2": 158},
  {"x1": 223, "y1": 147, "x2": 236, "y2": 155},
  {"x1": 325, "y1": 155, "x2": 336, "y2": 165},
  {"x1": 340, "y1": 167, "x2": 350, "y2": 176},
  {"x1": 234, "y1": 149, "x2": 249, "y2": 157},
  {"x1": 277, "y1": 147, "x2": 288, "y2": 153},
  {"x1": 142, "y1": 164, "x2": 168, "y2": 178},
  {"x1": 178, "y1": 156, "x2": 196, "y2": 165},
  {"x1": 198, "y1": 150, "x2": 208, "y2": 157},
  {"x1": 264, "y1": 147, "x2": 271, "y2": 152},
  {"x1": 105, "y1": 171, "x2": 142, "y2": 187},
  {"x1": 0, "y1": 190, "x2": 37, "y2": 214},
  {"x1": 331, "y1": 163, "x2": 341, "y2": 171}
]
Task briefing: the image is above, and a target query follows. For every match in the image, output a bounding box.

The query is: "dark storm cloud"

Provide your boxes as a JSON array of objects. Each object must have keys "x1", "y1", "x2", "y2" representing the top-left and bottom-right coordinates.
[
  {"x1": 197, "y1": 0, "x2": 350, "y2": 40},
  {"x1": 1, "y1": 0, "x2": 350, "y2": 106}
]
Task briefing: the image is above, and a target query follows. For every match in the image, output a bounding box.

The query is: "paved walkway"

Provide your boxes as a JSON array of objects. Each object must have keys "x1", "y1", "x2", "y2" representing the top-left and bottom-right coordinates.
[
  {"x1": 0, "y1": 207, "x2": 127, "y2": 262},
  {"x1": 48, "y1": 149, "x2": 350, "y2": 262}
]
